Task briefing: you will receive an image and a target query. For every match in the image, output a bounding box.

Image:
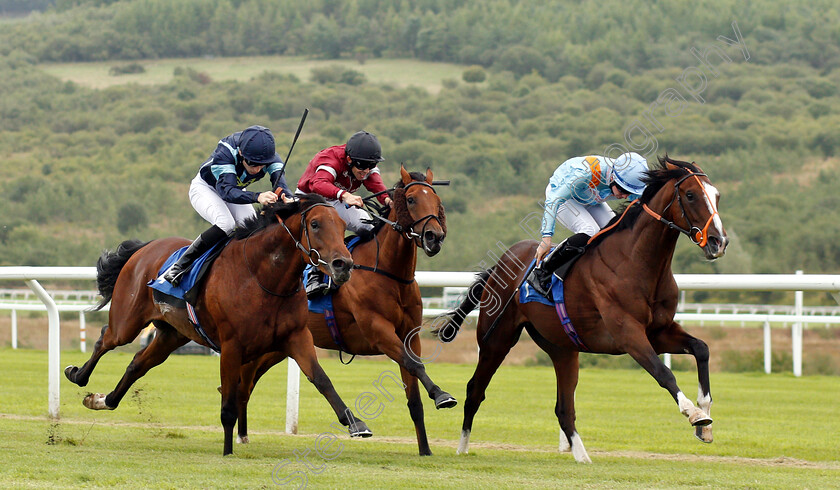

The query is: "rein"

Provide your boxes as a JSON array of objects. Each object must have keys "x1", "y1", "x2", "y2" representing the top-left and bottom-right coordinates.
[
  {"x1": 588, "y1": 171, "x2": 717, "y2": 247},
  {"x1": 244, "y1": 201, "x2": 332, "y2": 297}
]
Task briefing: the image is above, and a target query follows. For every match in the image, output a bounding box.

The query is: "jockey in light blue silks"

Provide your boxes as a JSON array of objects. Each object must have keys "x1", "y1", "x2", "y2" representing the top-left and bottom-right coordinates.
[{"x1": 526, "y1": 152, "x2": 649, "y2": 296}]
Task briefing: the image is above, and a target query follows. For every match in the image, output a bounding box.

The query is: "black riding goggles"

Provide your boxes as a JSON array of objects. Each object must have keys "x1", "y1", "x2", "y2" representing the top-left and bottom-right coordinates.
[{"x1": 351, "y1": 158, "x2": 378, "y2": 170}]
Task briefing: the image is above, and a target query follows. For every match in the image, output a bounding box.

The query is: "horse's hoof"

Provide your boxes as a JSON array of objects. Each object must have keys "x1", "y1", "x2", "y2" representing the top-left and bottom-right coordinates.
[
  {"x1": 695, "y1": 425, "x2": 713, "y2": 443},
  {"x1": 434, "y1": 392, "x2": 457, "y2": 409},
  {"x1": 83, "y1": 393, "x2": 113, "y2": 410},
  {"x1": 688, "y1": 410, "x2": 712, "y2": 427},
  {"x1": 350, "y1": 427, "x2": 373, "y2": 438},
  {"x1": 236, "y1": 435, "x2": 250, "y2": 444},
  {"x1": 64, "y1": 365, "x2": 77, "y2": 381}
]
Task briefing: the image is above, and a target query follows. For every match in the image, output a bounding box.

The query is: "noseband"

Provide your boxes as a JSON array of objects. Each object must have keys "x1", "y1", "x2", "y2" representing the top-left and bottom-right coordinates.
[{"x1": 641, "y1": 171, "x2": 718, "y2": 247}]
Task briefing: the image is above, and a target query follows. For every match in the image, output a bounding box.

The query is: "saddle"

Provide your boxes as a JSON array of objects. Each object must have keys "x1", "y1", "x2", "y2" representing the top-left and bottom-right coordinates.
[{"x1": 147, "y1": 239, "x2": 228, "y2": 308}]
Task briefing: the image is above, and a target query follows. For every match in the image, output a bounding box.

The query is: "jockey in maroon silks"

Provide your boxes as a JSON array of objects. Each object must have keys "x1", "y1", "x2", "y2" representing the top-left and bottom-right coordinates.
[{"x1": 296, "y1": 131, "x2": 392, "y2": 297}]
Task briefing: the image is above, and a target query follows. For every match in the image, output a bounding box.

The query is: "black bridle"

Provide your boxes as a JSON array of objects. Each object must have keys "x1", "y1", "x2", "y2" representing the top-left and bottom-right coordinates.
[
  {"x1": 364, "y1": 181, "x2": 445, "y2": 247},
  {"x1": 354, "y1": 180, "x2": 446, "y2": 283},
  {"x1": 244, "y1": 201, "x2": 333, "y2": 296}
]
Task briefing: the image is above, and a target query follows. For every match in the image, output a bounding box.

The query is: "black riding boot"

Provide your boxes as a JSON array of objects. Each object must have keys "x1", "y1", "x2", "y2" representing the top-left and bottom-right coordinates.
[
  {"x1": 163, "y1": 225, "x2": 229, "y2": 286},
  {"x1": 527, "y1": 232, "x2": 590, "y2": 296},
  {"x1": 304, "y1": 266, "x2": 331, "y2": 299}
]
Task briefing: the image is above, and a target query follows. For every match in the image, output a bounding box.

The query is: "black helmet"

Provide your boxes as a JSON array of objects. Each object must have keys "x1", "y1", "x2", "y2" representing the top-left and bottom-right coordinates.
[
  {"x1": 239, "y1": 125, "x2": 276, "y2": 164},
  {"x1": 345, "y1": 131, "x2": 384, "y2": 168}
]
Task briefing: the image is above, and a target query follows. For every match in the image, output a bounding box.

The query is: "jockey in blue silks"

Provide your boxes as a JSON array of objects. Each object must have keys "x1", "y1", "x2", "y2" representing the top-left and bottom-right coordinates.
[
  {"x1": 162, "y1": 125, "x2": 293, "y2": 286},
  {"x1": 526, "y1": 152, "x2": 649, "y2": 296}
]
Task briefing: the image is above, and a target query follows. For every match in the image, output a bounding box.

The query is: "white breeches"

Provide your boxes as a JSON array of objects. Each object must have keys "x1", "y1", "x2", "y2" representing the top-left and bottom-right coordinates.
[
  {"x1": 295, "y1": 190, "x2": 374, "y2": 234},
  {"x1": 189, "y1": 175, "x2": 256, "y2": 234},
  {"x1": 553, "y1": 200, "x2": 615, "y2": 236}
]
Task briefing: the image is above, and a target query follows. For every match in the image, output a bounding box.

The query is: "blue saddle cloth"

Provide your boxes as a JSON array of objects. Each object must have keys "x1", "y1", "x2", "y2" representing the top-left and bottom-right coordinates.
[
  {"x1": 305, "y1": 235, "x2": 362, "y2": 313},
  {"x1": 519, "y1": 259, "x2": 565, "y2": 307},
  {"x1": 519, "y1": 258, "x2": 589, "y2": 351},
  {"x1": 147, "y1": 239, "x2": 228, "y2": 302}
]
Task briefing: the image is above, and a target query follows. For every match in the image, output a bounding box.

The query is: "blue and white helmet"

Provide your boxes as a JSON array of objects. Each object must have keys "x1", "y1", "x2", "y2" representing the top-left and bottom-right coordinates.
[{"x1": 611, "y1": 152, "x2": 648, "y2": 195}]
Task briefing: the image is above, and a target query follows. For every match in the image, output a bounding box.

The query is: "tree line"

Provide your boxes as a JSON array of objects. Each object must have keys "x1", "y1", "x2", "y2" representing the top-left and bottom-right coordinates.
[{"x1": 1, "y1": 0, "x2": 839, "y2": 76}]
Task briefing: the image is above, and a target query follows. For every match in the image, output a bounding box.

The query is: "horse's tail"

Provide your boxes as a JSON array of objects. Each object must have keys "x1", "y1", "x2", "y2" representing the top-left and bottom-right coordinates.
[
  {"x1": 93, "y1": 239, "x2": 149, "y2": 311},
  {"x1": 432, "y1": 267, "x2": 494, "y2": 343}
]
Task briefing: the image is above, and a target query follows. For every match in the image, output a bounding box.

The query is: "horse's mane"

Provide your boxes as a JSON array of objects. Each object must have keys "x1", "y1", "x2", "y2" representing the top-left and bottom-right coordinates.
[
  {"x1": 587, "y1": 155, "x2": 702, "y2": 248},
  {"x1": 233, "y1": 193, "x2": 327, "y2": 240}
]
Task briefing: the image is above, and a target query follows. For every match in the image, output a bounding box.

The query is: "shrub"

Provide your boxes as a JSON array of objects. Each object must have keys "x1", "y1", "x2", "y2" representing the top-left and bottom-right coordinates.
[
  {"x1": 462, "y1": 65, "x2": 486, "y2": 83},
  {"x1": 109, "y1": 63, "x2": 145, "y2": 76},
  {"x1": 117, "y1": 202, "x2": 149, "y2": 234}
]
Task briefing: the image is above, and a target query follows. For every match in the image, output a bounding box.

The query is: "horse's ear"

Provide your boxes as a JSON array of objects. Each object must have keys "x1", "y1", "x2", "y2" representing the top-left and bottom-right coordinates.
[
  {"x1": 425, "y1": 167, "x2": 433, "y2": 184},
  {"x1": 400, "y1": 164, "x2": 411, "y2": 185}
]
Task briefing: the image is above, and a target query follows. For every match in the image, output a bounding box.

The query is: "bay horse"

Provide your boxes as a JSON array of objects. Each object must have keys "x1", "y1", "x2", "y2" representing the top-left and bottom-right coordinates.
[
  {"x1": 438, "y1": 156, "x2": 728, "y2": 463},
  {"x1": 234, "y1": 166, "x2": 452, "y2": 455},
  {"x1": 64, "y1": 194, "x2": 372, "y2": 455}
]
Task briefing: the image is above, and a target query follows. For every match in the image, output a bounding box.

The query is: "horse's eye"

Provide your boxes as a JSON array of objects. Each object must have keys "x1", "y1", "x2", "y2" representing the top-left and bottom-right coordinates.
[
  {"x1": 310, "y1": 220, "x2": 319, "y2": 230},
  {"x1": 685, "y1": 191, "x2": 695, "y2": 201},
  {"x1": 407, "y1": 197, "x2": 416, "y2": 205}
]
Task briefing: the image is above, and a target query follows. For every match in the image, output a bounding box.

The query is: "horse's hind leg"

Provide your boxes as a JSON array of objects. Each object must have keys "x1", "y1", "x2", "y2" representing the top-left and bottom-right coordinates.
[
  {"x1": 549, "y1": 350, "x2": 591, "y2": 463},
  {"x1": 82, "y1": 323, "x2": 189, "y2": 410},
  {"x1": 285, "y1": 327, "x2": 371, "y2": 438},
  {"x1": 650, "y1": 322, "x2": 713, "y2": 443},
  {"x1": 65, "y1": 321, "x2": 148, "y2": 387},
  {"x1": 236, "y1": 352, "x2": 284, "y2": 443}
]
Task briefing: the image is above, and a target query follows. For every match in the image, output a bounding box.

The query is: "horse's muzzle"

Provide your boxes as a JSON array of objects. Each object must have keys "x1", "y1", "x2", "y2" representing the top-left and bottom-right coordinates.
[
  {"x1": 328, "y1": 257, "x2": 353, "y2": 284},
  {"x1": 422, "y1": 231, "x2": 445, "y2": 257},
  {"x1": 703, "y1": 235, "x2": 728, "y2": 260}
]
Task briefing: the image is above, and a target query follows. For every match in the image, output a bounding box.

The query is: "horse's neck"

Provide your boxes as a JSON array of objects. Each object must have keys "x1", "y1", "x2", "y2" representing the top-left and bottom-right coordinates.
[
  {"x1": 242, "y1": 224, "x2": 304, "y2": 290},
  {"x1": 620, "y1": 196, "x2": 681, "y2": 280},
  {"x1": 364, "y1": 212, "x2": 417, "y2": 274}
]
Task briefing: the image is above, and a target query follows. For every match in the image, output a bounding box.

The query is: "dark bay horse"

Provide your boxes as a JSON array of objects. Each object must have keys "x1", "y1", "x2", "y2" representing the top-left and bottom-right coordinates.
[
  {"x1": 439, "y1": 156, "x2": 728, "y2": 463},
  {"x1": 64, "y1": 195, "x2": 372, "y2": 455},
  {"x1": 234, "y1": 166, "x2": 452, "y2": 455}
]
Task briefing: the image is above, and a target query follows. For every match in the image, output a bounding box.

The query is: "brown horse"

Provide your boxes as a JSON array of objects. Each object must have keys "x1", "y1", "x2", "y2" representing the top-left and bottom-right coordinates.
[
  {"x1": 438, "y1": 156, "x2": 728, "y2": 463},
  {"x1": 64, "y1": 195, "x2": 372, "y2": 455},
  {"x1": 234, "y1": 166, "x2": 451, "y2": 455}
]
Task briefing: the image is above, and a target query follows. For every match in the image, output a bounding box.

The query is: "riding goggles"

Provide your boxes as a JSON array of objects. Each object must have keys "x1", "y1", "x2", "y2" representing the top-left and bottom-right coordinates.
[{"x1": 351, "y1": 158, "x2": 378, "y2": 170}]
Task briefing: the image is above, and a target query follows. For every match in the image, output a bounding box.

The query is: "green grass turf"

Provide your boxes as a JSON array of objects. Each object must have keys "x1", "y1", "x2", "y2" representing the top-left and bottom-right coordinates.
[{"x1": 0, "y1": 349, "x2": 837, "y2": 488}]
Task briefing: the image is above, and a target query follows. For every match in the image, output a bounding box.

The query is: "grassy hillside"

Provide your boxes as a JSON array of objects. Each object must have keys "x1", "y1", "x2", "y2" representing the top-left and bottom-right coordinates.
[{"x1": 41, "y1": 56, "x2": 468, "y2": 93}]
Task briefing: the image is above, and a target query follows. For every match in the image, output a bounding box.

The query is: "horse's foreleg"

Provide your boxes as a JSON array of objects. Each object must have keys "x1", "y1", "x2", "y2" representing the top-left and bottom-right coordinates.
[
  {"x1": 286, "y1": 328, "x2": 371, "y2": 438},
  {"x1": 549, "y1": 350, "x2": 591, "y2": 463},
  {"x1": 374, "y1": 320, "x2": 456, "y2": 410},
  {"x1": 650, "y1": 323, "x2": 713, "y2": 443},
  {"x1": 82, "y1": 325, "x2": 188, "y2": 410},
  {"x1": 398, "y1": 366, "x2": 431, "y2": 456},
  {"x1": 219, "y1": 343, "x2": 243, "y2": 456},
  {"x1": 457, "y1": 317, "x2": 523, "y2": 455},
  {"x1": 625, "y1": 329, "x2": 712, "y2": 429},
  {"x1": 236, "y1": 352, "x2": 285, "y2": 444}
]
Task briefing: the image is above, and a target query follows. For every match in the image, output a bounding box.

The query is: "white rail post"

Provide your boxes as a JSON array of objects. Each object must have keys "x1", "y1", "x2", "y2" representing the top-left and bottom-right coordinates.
[
  {"x1": 25, "y1": 279, "x2": 61, "y2": 419},
  {"x1": 763, "y1": 320, "x2": 771, "y2": 374},
  {"x1": 11, "y1": 309, "x2": 17, "y2": 349},
  {"x1": 79, "y1": 311, "x2": 86, "y2": 353},
  {"x1": 793, "y1": 270, "x2": 803, "y2": 377},
  {"x1": 285, "y1": 359, "x2": 300, "y2": 434}
]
